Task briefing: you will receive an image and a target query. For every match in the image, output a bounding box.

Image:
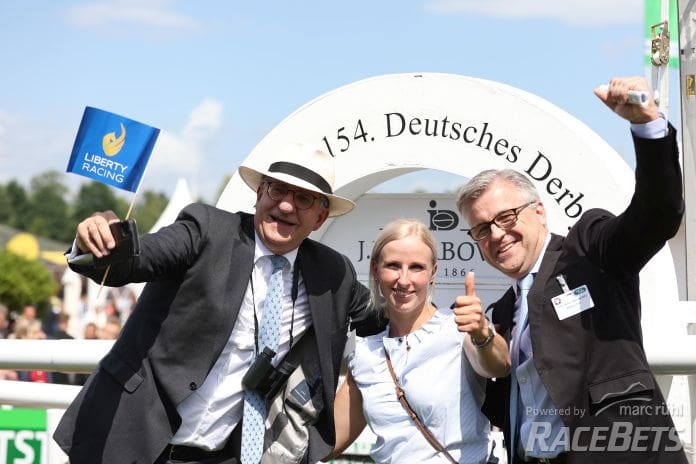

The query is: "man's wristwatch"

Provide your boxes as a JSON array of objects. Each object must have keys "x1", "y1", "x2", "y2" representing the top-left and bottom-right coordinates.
[{"x1": 471, "y1": 318, "x2": 496, "y2": 349}]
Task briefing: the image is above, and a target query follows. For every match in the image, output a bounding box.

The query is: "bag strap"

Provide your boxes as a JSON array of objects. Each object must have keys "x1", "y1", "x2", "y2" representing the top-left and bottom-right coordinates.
[{"x1": 384, "y1": 348, "x2": 457, "y2": 464}]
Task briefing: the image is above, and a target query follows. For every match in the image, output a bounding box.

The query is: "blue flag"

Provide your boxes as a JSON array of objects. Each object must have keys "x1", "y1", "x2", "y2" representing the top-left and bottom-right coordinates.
[{"x1": 66, "y1": 107, "x2": 160, "y2": 192}]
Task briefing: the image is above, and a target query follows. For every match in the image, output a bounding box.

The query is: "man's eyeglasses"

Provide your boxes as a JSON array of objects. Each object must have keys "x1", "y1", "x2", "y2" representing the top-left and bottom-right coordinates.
[
  {"x1": 264, "y1": 181, "x2": 324, "y2": 210},
  {"x1": 467, "y1": 201, "x2": 537, "y2": 241}
]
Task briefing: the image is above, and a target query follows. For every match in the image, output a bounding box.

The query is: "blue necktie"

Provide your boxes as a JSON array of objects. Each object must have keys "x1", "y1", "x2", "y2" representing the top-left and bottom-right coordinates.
[
  {"x1": 240, "y1": 255, "x2": 287, "y2": 464},
  {"x1": 509, "y1": 273, "x2": 534, "y2": 459}
]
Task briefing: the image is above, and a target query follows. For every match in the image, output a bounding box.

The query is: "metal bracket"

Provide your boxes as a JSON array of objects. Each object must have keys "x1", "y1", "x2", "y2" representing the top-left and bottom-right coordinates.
[{"x1": 651, "y1": 20, "x2": 671, "y2": 66}]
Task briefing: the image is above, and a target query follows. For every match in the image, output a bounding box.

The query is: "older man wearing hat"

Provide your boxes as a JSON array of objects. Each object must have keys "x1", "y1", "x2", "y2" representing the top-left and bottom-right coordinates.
[{"x1": 54, "y1": 144, "x2": 381, "y2": 464}]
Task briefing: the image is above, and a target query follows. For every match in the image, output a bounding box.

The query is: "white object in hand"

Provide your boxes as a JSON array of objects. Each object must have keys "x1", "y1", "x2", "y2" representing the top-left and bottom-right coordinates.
[{"x1": 598, "y1": 84, "x2": 650, "y2": 106}]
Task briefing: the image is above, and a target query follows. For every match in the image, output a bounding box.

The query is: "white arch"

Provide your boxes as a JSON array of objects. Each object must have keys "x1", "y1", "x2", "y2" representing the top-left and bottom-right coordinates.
[{"x1": 217, "y1": 72, "x2": 679, "y2": 335}]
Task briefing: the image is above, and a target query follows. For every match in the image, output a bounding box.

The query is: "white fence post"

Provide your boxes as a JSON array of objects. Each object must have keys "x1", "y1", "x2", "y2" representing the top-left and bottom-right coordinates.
[{"x1": 46, "y1": 409, "x2": 68, "y2": 464}]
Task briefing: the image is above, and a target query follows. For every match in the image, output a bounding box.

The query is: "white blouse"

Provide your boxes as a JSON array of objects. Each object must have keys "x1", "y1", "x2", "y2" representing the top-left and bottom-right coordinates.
[{"x1": 349, "y1": 309, "x2": 491, "y2": 463}]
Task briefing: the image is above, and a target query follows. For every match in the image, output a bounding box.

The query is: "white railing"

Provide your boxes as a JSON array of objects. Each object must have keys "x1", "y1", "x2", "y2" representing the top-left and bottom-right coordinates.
[
  {"x1": 0, "y1": 338, "x2": 695, "y2": 464},
  {"x1": 645, "y1": 337, "x2": 696, "y2": 375},
  {"x1": 0, "y1": 340, "x2": 113, "y2": 464},
  {"x1": 0, "y1": 339, "x2": 113, "y2": 372}
]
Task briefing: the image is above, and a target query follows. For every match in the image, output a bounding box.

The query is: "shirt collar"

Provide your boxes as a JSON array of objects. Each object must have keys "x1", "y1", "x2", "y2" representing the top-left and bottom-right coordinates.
[
  {"x1": 382, "y1": 309, "x2": 443, "y2": 347},
  {"x1": 513, "y1": 231, "x2": 551, "y2": 297},
  {"x1": 253, "y1": 232, "x2": 299, "y2": 269},
  {"x1": 529, "y1": 232, "x2": 551, "y2": 275}
]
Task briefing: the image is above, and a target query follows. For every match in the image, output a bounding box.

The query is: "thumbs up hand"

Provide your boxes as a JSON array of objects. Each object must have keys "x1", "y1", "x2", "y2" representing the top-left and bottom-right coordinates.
[
  {"x1": 453, "y1": 272, "x2": 490, "y2": 344},
  {"x1": 456, "y1": 273, "x2": 510, "y2": 378}
]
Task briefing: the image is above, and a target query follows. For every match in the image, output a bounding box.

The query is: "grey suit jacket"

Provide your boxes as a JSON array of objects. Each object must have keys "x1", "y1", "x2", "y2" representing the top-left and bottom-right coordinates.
[
  {"x1": 54, "y1": 205, "x2": 379, "y2": 464},
  {"x1": 482, "y1": 127, "x2": 687, "y2": 463}
]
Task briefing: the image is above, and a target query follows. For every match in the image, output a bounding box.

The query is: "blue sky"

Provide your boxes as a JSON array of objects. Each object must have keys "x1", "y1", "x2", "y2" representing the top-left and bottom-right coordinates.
[{"x1": 0, "y1": 0, "x2": 674, "y2": 203}]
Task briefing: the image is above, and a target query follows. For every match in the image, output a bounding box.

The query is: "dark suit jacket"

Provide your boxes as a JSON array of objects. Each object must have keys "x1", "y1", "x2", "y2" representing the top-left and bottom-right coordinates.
[
  {"x1": 482, "y1": 126, "x2": 687, "y2": 463},
  {"x1": 53, "y1": 205, "x2": 380, "y2": 464}
]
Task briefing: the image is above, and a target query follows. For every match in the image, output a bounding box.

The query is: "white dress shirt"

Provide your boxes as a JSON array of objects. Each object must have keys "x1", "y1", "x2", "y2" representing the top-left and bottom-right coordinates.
[{"x1": 170, "y1": 234, "x2": 312, "y2": 451}]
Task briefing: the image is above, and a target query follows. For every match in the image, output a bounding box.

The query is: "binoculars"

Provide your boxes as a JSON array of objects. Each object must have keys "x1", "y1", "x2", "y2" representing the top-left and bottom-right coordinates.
[{"x1": 242, "y1": 346, "x2": 296, "y2": 400}]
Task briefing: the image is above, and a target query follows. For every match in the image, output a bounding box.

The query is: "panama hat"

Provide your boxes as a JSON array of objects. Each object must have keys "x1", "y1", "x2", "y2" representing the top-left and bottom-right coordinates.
[{"x1": 238, "y1": 143, "x2": 355, "y2": 217}]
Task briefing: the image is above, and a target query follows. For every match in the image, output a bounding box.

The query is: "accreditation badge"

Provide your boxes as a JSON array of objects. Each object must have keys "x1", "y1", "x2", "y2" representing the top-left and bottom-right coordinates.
[{"x1": 551, "y1": 275, "x2": 595, "y2": 320}]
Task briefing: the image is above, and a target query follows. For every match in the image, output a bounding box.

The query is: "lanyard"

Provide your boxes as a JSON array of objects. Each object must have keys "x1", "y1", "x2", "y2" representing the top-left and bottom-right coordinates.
[{"x1": 249, "y1": 259, "x2": 300, "y2": 357}]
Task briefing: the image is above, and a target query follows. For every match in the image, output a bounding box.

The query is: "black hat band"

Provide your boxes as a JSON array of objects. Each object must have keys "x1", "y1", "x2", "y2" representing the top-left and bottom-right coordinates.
[{"x1": 268, "y1": 161, "x2": 332, "y2": 194}]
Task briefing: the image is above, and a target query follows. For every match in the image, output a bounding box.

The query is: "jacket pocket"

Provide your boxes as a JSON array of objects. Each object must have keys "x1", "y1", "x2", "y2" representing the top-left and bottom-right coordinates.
[
  {"x1": 100, "y1": 352, "x2": 144, "y2": 393},
  {"x1": 588, "y1": 370, "x2": 655, "y2": 405}
]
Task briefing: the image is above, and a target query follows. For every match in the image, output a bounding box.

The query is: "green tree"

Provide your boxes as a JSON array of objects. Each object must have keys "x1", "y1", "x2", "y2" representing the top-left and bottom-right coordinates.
[
  {"x1": 0, "y1": 250, "x2": 56, "y2": 312},
  {"x1": 132, "y1": 190, "x2": 168, "y2": 232},
  {"x1": 72, "y1": 182, "x2": 128, "y2": 223},
  {"x1": 4, "y1": 180, "x2": 29, "y2": 230},
  {"x1": 0, "y1": 184, "x2": 12, "y2": 224},
  {"x1": 26, "y1": 171, "x2": 73, "y2": 241}
]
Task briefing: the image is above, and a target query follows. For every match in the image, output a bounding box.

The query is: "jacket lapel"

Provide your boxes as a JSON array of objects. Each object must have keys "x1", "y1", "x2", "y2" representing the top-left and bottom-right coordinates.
[
  {"x1": 222, "y1": 215, "x2": 256, "y2": 333},
  {"x1": 525, "y1": 233, "x2": 564, "y2": 385},
  {"x1": 492, "y1": 288, "x2": 517, "y2": 342},
  {"x1": 527, "y1": 234, "x2": 564, "y2": 321},
  {"x1": 296, "y1": 250, "x2": 336, "y2": 397}
]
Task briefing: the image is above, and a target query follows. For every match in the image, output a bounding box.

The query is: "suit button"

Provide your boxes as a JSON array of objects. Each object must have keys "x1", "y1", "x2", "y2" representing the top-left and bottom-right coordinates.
[
  {"x1": 519, "y1": 376, "x2": 528, "y2": 384},
  {"x1": 189, "y1": 382, "x2": 197, "y2": 390}
]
